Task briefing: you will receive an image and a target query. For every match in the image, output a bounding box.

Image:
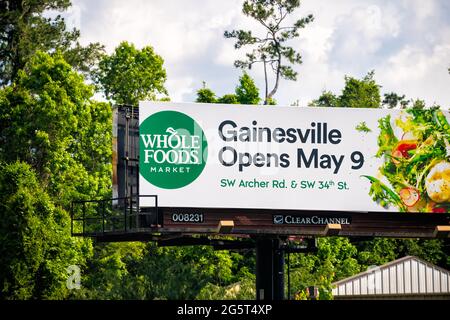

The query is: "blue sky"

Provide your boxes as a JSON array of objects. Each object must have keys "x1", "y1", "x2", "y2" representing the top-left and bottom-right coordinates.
[{"x1": 63, "y1": 0, "x2": 450, "y2": 108}]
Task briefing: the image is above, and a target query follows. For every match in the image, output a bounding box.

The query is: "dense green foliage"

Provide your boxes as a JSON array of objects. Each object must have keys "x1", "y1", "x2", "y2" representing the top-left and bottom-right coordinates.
[
  {"x1": 235, "y1": 73, "x2": 261, "y2": 105},
  {"x1": 0, "y1": 161, "x2": 92, "y2": 299},
  {"x1": 0, "y1": 46, "x2": 109, "y2": 298},
  {"x1": 196, "y1": 86, "x2": 217, "y2": 103},
  {"x1": 94, "y1": 41, "x2": 167, "y2": 105},
  {"x1": 309, "y1": 71, "x2": 380, "y2": 108},
  {"x1": 382, "y1": 92, "x2": 408, "y2": 109},
  {"x1": 0, "y1": 0, "x2": 104, "y2": 86},
  {"x1": 0, "y1": 51, "x2": 112, "y2": 205},
  {"x1": 73, "y1": 243, "x2": 255, "y2": 300},
  {"x1": 196, "y1": 73, "x2": 261, "y2": 105}
]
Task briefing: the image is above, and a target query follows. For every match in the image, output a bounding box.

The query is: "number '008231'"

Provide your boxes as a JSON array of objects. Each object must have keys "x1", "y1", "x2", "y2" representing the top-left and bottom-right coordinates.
[{"x1": 171, "y1": 213, "x2": 204, "y2": 223}]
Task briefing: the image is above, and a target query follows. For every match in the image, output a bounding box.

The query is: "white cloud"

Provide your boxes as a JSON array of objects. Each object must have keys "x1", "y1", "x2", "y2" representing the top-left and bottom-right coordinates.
[
  {"x1": 214, "y1": 41, "x2": 243, "y2": 66},
  {"x1": 383, "y1": 46, "x2": 433, "y2": 82},
  {"x1": 378, "y1": 44, "x2": 450, "y2": 108},
  {"x1": 75, "y1": 0, "x2": 242, "y2": 61},
  {"x1": 406, "y1": 0, "x2": 438, "y2": 21},
  {"x1": 331, "y1": 4, "x2": 401, "y2": 61},
  {"x1": 299, "y1": 25, "x2": 334, "y2": 64},
  {"x1": 166, "y1": 76, "x2": 195, "y2": 103},
  {"x1": 67, "y1": 0, "x2": 450, "y2": 108}
]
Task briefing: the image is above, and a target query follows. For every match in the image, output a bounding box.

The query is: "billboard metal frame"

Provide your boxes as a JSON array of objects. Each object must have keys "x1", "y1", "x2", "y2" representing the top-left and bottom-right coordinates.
[
  {"x1": 94, "y1": 104, "x2": 450, "y2": 241},
  {"x1": 71, "y1": 195, "x2": 450, "y2": 241}
]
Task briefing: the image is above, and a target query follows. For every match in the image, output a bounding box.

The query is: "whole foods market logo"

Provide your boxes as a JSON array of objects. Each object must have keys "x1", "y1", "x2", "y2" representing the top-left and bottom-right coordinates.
[{"x1": 140, "y1": 111, "x2": 208, "y2": 189}]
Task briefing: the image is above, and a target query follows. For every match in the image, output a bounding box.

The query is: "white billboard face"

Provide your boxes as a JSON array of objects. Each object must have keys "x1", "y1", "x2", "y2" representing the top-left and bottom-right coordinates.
[{"x1": 139, "y1": 102, "x2": 450, "y2": 214}]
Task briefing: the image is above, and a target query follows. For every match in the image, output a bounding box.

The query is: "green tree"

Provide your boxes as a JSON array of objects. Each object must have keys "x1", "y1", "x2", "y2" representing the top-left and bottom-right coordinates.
[
  {"x1": 73, "y1": 242, "x2": 147, "y2": 299},
  {"x1": 224, "y1": 0, "x2": 313, "y2": 104},
  {"x1": 339, "y1": 71, "x2": 380, "y2": 108},
  {"x1": 235, "y1": 72, "x2": 261, "y2": 104},
  {"x1": 217, "y1": 94, "x2": 239, "y2": 104},
  {"x1": 355, "y1": 238, "x2": 448, "y2": 271},
  {"x1": 196, "y1": 82, "x2": 217, "y2": 103},
  {"x1": 382, "y1": 92, "x2": 408, "y2": 109},
  {"x1": 356, "y1": 238, "x2": 398, "y2": 268},
  {"x1": 0, "y1": 0, "x2": 104, "y2": 86},
  {"x1": 288, "y1": 238, "x2": 360, "y2": 300},
  {"x1": 398, "y1": 239, "x2": 445, "y2": 265},
  {"x1": 0, "y1": 51, "x2": 112, "y2": 205},
  {"x1": 196, "y1": 73, "x2": 261, "y2": 105},
  {"x1": 77, "y1": 243, "x2": 247, "y2": 300},
  {"x1": 310, "y1": 71, "x2": 381, "y2": 109},
  {"x1": 308, "y1": 90, "x2": 339, "y2": 108},
  {"x1": 0, "y1": 161, "x2": 92, "y2": 299},
  {"x1": 94, "y1": 41, "x2": 168, "y2": 106},
  {"x1": 0, "y1": 2, "x2": 115, "y2": 301}
]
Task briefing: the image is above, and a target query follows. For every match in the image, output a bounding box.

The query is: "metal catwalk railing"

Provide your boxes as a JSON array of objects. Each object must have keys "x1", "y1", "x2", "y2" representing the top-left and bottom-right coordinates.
[{"x1": 71, "y1": 195, "x2": 159, "y2": 236}]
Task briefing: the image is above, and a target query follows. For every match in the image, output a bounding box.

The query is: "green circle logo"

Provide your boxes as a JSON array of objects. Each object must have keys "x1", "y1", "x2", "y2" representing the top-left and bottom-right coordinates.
[{"x1": 140, "y1": 110, "x2": 208, "y2": 189}]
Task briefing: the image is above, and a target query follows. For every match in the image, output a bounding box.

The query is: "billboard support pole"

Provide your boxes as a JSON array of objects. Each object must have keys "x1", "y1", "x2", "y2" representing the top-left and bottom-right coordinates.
[
  {"x1": 273, "y1": 238, "x2": 285, "y2": 300},
  {"x1": 256, "y1": 237, "x2": 285, "y2": 300}
]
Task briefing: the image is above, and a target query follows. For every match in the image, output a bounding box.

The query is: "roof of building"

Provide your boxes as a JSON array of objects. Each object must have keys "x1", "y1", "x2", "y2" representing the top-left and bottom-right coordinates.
[{"x1": 332, "y1": 256, "x2": 450, "y2": 297}]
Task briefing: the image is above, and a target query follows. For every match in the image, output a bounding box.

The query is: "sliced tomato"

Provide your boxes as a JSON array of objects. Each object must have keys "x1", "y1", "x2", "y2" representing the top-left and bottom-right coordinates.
[
  {"x1": 399, "y1": 187, "x2": 420, "y2": 207},
  {"x1": 395, "y1": 140, "x2": 417, "y2": 158},
  {"x1": 391, "y1": 140, "x2": 417, "y2": 164}
]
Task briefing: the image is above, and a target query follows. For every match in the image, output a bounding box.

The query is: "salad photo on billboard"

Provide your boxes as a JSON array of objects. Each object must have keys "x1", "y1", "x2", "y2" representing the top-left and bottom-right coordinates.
[{"x1": 363, "y1": 108, "x2": 450, "y2": 213}]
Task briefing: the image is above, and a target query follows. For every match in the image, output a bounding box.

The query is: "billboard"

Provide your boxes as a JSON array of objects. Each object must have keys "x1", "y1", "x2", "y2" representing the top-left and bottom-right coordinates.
[{"x1": 139, "y1": 102, "x2": 450, "y2": 215}]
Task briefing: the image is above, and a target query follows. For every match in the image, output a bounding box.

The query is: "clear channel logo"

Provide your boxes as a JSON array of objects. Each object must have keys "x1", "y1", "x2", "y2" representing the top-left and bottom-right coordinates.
[{"x1": 273, "y1": 215, "x2": 284, "y2": 224}]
